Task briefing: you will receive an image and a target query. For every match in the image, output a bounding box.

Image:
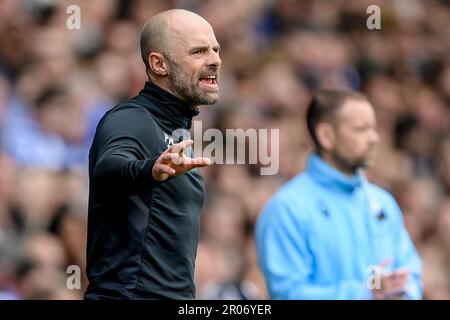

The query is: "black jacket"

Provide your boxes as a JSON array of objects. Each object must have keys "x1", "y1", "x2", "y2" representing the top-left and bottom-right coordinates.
[{"x1": 84, "y1": 82, "x2": 205, "y2": 299}]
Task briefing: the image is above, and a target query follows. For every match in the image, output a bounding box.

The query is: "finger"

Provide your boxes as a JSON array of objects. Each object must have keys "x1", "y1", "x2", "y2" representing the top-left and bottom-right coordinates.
[
  {"x1": 170, "y1": 153, "x2": 183, "y2": 166},
  {"x1": 383, "y1": 289, "x2": 407, "y2": 300},
  {"x1": 384, "y1": 272, "x2": 408, "y2": 291},
  {"x1": 159, "y1": 153, "x2": 174, "y2": 163},
  {"x1": 393, "y1": 269, "x2": 410, "y2": 276},
  {"x1": 391, "y1": 270, "x2": 409, "y2": 280},
  {"x1": 386, "y1": 283, "x2": 407, "y2": 296},
  {"x1": 178, "y1": 139, "x2": 194, "y2": 157},
  {"x1": 185, "y1": 157, "x2": 212, "y2": 168},
  {"x1": 181, "y1": 140, "x2": 194, "y2": 155},
  {"x1": 181, "y1": 139, "x2": 194, "y2": 151},
  {"x1": 394, "y1": 274, "x2": 410, "y2": 283},
  {"x1": 160, "y1": 153, "x2": 183, "y2": 166},
  {"x1": 379, "y1": 258, "x2": 392, "y2": 268},
  {"x1": 168, "y1": 142, "x2": 184, "y2": 154},
  {"x1": 378, "y1": 258, "x2": 393, "y2": 277},
  {"x1": 171, "y1": 139, "x2": 193, "y2": 155},
  {"x1": 154, "y1": 163, "x2": 176, "y2": 175},
  {"x1": 394, "y1": 273, "x2": 410, "y2": 286}
]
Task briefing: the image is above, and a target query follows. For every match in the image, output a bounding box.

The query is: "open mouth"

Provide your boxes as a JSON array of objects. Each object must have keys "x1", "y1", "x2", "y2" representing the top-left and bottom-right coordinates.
[{"x1": 199, "y1": 75, "x2": 218, "y2": 90}]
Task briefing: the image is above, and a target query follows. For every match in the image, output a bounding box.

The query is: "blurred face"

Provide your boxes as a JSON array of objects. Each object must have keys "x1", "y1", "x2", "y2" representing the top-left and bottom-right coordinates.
[
  {"x1": 165, "y1": 19, "x2": 221, "y2": 106},
  {"x1": 331, "y1": 99, "x2": 380, "y2": 173}
]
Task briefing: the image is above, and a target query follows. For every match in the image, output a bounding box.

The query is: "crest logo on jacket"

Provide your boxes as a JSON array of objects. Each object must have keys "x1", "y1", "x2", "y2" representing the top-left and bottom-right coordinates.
[
  {"x1": 317, "y1": 200, "x2": 330, "y2": 218},
  {"x1": 164, "y1": 132, "x2": 174, "y2": 148}
]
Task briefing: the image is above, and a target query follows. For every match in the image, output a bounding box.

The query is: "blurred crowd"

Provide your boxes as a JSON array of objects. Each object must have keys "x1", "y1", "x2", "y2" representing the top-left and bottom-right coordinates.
[{"x1": 0, "y1": 0, "x2": 449, "y2": 300}]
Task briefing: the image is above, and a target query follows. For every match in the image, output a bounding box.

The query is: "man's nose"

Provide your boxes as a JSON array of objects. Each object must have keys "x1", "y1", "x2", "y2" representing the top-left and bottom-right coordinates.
[
  {"x1": 370, "y1": 129, "x2": 380, "y2": 144},
  {"x1": 207, "y1": 51, "x2": 221, "y2": 67}
]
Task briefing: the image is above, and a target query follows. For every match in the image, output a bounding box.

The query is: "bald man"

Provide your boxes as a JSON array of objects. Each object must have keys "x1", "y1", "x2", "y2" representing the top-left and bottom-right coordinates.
[{"x1": 85, "y1": 9, "x2": 221, "y2": 300}]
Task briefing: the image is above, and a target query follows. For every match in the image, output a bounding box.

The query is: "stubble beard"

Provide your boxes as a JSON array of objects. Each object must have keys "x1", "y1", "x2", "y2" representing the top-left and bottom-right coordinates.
[
  {"x1": 166, "y1": 56, "x2": 219, "y2": 107},
  {"x1": 331, "y1": 149, "x2": 369, "y2": 174}
]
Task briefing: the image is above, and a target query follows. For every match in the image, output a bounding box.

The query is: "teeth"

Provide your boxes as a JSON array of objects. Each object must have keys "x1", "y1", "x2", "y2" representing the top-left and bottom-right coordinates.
[{"x1": 203, "y1": 76, "x2": 216, "y2": 79}]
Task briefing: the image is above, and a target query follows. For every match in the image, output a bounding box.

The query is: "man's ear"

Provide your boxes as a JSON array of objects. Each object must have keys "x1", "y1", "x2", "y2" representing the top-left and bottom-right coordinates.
[
  {"x1": 149, "y1": 52, "x2": 168, "y2": 76},
  {"x1": 316, "y1": 122, "x2": 336, "y2": 151}
]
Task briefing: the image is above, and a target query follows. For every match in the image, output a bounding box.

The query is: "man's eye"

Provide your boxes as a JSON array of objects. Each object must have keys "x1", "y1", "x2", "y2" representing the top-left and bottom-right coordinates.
[{"x1": 353, "y1": 126, "x2": 367, "y2": 132}]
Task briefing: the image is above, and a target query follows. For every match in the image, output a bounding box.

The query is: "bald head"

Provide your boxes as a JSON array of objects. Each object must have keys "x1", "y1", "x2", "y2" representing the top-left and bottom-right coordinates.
[
  {"x1": 139, "y1": 9, "x2": 221, "y2": 106},
  {"x1": 140, "y1": 9, "x2": 214, "y2": 78}
]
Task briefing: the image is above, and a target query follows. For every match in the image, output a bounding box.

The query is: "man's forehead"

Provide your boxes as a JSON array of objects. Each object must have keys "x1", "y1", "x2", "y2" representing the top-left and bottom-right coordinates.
[
  {"x1": 336, "y1": 99, "x2": 375, "y2": 123},
  {"x1": 340, "y1": 99, "x2": 373, "y2": 114},
  {"x1": 336, "y1": 99, "x2": 377, "y2": 127},
  {"x1": 172, "y1": 27, "x2": 218, "y2": 49}
]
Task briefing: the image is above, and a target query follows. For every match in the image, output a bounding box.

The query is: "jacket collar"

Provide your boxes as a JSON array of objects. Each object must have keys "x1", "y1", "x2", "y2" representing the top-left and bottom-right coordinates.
[
  {"x1": 306, "y1": 153, "x2": 363, "y2": 193},
  {"x1": 139, "y1": 81, "x2": 199, "y2": 130}
]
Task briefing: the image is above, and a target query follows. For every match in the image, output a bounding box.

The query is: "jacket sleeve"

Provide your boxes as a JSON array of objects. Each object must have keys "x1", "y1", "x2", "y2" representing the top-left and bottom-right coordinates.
[
  {"x1": 389, "y1": 196, "x2": 423, "y2": 300},
  {"x1": 255, "y1": 198, "x2": 372, "y2": 300},
  {"x1": 92, "y1": 106, "x2": 162, "y2": 196}
]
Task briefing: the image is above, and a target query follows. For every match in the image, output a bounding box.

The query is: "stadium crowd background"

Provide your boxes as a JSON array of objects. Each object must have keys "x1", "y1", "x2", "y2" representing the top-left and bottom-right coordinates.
[{"x1": 0, "y1": 0, "x2": 449, "y2": 300}]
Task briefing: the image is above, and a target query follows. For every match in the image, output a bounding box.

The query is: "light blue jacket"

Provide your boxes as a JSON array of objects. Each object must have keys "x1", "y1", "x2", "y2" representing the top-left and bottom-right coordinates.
[{"x1": 255, "y1": 153, "x2": 423, "y2": 300}]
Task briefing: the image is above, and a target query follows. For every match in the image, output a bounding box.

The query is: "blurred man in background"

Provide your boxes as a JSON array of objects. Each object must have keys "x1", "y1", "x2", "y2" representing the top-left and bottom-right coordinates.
[
  {"x1": 85, "y1": 9, "x2": 219, "y2": 299},
  {"x1": 256, "y1": 90, "x2": 423, "y2": 299}
]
